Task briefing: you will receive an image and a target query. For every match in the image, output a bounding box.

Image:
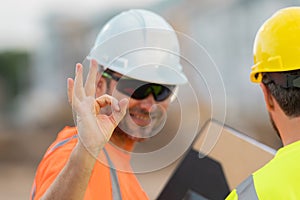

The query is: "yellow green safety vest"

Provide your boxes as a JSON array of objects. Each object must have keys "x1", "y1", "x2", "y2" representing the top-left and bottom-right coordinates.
[{"x1": 226, "y1": 140, "x2": 300, "y2": 200}]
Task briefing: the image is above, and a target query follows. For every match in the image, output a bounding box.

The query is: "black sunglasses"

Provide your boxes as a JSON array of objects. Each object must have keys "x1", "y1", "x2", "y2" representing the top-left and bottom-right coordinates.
[{"x1": 103, "y1": 71, "x2": 175, "y2": 101}]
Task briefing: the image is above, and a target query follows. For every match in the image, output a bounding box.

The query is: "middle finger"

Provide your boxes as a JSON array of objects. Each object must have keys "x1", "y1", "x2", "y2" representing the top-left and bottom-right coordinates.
[{"x1": 84, "y1": 59, "x2": 98, "y2": 97}]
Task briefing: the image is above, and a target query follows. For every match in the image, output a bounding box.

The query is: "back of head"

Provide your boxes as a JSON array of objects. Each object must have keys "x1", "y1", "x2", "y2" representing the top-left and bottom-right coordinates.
[
  {"x1": 88, "y1": 9, "x2": 187, "y2": 85},
  {"x1": 250, "y1": 7, "x2": 300, "y2": 117}
]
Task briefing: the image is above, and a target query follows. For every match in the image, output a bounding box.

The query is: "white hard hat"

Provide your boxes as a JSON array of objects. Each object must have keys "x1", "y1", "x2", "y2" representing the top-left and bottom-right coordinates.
[{"x1": 87, "y1": 9, "x2": 187, "y2": 85}]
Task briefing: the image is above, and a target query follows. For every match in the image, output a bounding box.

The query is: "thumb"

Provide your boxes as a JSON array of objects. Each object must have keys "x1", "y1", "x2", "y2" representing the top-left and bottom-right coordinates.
[{"x1": 111, "y1": 98, "x2": 128, "y2": 125}]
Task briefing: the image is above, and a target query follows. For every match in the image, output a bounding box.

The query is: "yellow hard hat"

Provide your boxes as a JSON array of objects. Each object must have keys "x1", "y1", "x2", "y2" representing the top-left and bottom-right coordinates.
[{"x1": 250, "y1": 7, "x2": 300, "y2": 83}]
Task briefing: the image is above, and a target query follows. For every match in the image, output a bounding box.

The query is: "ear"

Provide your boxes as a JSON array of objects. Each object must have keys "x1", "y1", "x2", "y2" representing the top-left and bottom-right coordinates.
[
  {"x1": 260, "y1": 83, "x2": 274, "y2": 111},
  {"x1": 95, "y1": 73, "x2": 107, "y2": 97}
]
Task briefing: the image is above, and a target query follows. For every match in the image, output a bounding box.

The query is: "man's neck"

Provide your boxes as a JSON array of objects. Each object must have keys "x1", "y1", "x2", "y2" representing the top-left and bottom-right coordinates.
[
  {"x1": 271, "y1": 100, "x2": 300, "y2": 146},
  {"x1": 110, "y1": 129, "x2": 136, "y2": 152},
  {"x1": 278, "y1": 116, "x2": 300, "y2": 146}
]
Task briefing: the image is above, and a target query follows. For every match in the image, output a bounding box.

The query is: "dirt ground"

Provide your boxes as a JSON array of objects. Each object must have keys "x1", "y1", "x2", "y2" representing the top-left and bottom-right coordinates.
[{"x1": 0, "y1": 126, "x2": 60, "y2": 200}]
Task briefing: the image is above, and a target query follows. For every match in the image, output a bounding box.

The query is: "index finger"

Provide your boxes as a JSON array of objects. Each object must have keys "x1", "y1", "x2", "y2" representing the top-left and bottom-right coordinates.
[{"x1": 95, "y1": 94, "x2": 120, "y2": 111}]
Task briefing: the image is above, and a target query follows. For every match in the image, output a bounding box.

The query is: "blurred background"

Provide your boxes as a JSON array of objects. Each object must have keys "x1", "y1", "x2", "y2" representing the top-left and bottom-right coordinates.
[{"x1": 0, "y1": 0, "x2": 299, "y2": 199}]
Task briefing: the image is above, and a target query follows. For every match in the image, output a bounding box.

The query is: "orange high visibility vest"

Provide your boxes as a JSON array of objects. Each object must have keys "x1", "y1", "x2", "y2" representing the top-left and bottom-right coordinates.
[{"x1": 30, "y1": 126, "x2": 149, "y2": 200}]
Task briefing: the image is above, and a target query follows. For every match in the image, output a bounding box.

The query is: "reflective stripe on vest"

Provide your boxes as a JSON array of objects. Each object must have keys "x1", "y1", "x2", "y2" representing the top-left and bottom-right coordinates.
[
  {"x1": 236, "y1": 175, "x2": 259, "y2": 200},
  {"x1": 103, "y1": 148, "x2": 122, "y2": 200},
  {"x1": 45, "y1": 134, "x2": 78, "y2": 157}
]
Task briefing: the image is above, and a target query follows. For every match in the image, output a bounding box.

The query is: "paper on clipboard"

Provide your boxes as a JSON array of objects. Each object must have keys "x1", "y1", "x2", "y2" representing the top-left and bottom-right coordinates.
[{"x1": 193, "y1": 119, "x2": 276, "y2": 190}]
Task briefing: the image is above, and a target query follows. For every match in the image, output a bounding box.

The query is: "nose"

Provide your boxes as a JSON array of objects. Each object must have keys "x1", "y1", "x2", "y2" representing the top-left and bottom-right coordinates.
[{"x1": 139, "y1": 94, "x2": 157, "y2": 112}]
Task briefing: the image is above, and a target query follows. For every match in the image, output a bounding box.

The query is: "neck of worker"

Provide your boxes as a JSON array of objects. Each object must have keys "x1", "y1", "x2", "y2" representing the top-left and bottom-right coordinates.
[
  {"x1": 110, "y1": 127, "x2": 137, "y2": 152},
  {"x1": 272, "y1": 100, "x2": 300, "y2": 146}
]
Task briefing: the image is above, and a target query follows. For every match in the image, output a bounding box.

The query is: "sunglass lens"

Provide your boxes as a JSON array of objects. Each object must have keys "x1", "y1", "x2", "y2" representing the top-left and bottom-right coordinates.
[
  {"x1": 117, "y1": 79, "x2": 174, "y2": 101},
  {"x1": 154, "y1": 85, "x2": 172, "y2": 101}
]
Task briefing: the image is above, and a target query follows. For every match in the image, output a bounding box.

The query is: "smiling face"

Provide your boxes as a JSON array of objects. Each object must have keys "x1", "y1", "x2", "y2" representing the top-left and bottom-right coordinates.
[
  {"x1": 117, "y1": 92, "x2": 170, "y2": 140},
  {"x1": 97, "y1": 70, "x2": 172, "y2": 141}
]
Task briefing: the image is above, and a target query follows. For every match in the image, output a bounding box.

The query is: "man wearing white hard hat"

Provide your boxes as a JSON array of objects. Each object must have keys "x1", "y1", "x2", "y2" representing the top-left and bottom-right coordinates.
[{"x1": 30, "y1": 9, "x2": 187, "y2": 200}]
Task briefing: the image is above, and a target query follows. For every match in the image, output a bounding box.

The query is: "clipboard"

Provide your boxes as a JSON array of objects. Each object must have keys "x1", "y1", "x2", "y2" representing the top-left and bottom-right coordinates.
[{"x1": 156, "y1": 119, "x2": 275, "y2": 200}]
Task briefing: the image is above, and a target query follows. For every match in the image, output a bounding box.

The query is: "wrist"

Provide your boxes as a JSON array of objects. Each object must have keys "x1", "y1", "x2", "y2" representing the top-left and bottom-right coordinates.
[{"x1": 71, "y1": 141, "x2": 99, "y2": 171}]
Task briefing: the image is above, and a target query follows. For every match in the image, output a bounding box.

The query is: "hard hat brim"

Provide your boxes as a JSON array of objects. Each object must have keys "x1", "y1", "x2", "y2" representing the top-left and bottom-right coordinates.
[{"x1": 109, "y1": 64, "x2": 188, "y2": 85}]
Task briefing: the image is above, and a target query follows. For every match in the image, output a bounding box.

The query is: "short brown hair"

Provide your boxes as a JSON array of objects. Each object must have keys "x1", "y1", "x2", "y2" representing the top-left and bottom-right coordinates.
[{"x1": 262, "y1": 69, "x2": 300, "y2": 117}]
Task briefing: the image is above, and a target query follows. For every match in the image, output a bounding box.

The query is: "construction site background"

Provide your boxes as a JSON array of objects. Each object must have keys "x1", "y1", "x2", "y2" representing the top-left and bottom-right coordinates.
[{"x1": 1, "y1": 0, "x2": 297, "y2": 199}]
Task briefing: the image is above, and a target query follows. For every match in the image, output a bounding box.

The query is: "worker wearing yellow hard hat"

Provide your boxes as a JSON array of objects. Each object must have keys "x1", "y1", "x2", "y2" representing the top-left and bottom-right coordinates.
[{"x1": 227, "y1": 7, "x2": 300, "y2": 199}]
